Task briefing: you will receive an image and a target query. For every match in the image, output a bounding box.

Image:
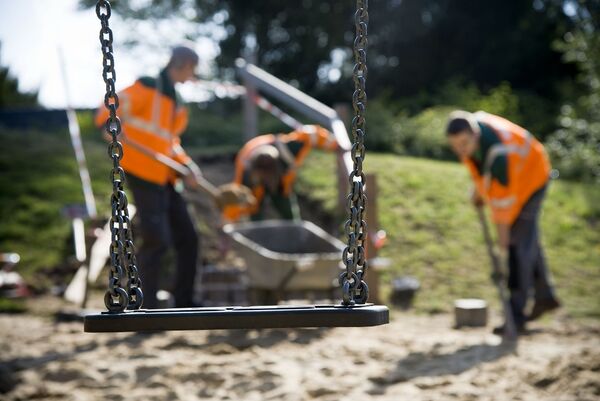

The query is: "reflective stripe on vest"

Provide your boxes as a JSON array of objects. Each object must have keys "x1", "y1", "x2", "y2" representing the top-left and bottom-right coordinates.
[
  {"x1": 120, "y1": 89, "x2": 172, "y2": 139},
  {"x1": 310, "y1": 131, "x2": 320, "y2": 146},
  {"x1": 172, "y1": 143, "x2": 186, "y2": 157},
  {"x1": 489, "y1": 195, "x2": 516, "y2": 209}
]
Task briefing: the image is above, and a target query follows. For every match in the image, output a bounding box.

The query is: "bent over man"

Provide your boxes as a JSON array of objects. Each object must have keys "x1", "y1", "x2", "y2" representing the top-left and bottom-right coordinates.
[
  {"x1": 223, "y1": 125, "x2": 339, "y2": 222},
  {"x1": 446, "y1": 110, "x2": 560, "y2": 333}
]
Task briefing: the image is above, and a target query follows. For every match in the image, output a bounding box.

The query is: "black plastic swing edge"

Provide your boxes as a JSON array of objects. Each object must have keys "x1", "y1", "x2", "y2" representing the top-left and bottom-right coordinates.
[{"x1": 84, "y1": 304, "x2": 389, "y2": 332}]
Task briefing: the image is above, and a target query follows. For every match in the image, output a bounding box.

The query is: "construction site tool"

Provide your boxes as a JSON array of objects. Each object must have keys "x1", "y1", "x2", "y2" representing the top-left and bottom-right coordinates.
[
  {"x1": 477, "y1": 206, "x2": 518, "y2": 341},
  {"x1": 84, "y1": 0, "x2": 388, "y2": 332},
  {"x1": 120, "y1": 136, "x2": 254, "y2": 209},
  {"x1": 66, "y1": 144, "x2": 252, "y2": 307},
  {"x1": 223, "y1": 220, "x2": 345, "y2": 304}
]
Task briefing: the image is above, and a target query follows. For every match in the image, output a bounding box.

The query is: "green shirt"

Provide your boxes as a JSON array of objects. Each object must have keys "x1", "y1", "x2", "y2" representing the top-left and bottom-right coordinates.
[{"x1": 469, "y1": 122, "x2": 509, "y2": 186}]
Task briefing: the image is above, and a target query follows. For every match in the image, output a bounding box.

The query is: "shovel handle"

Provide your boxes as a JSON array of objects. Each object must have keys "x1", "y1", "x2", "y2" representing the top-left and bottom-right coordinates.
[{"x1": 477, "y1": 207, "x2": 518, "y2": 341}]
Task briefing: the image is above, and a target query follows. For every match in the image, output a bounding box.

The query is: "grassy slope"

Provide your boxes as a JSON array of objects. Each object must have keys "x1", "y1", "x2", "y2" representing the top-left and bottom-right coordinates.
[
  {"x1": 0, "y1": 126, "x2": 111, "y2": 285},
  {"x1": 297, "y1": 151, "x2": 600, "y2": 318},
  {"x1": 1, "y1": 124, "x2": 598, "y2": 318}
]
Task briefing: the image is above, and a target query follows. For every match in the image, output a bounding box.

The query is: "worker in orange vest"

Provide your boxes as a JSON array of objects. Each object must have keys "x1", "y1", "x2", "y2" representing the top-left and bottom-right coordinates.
[
  {"x1": 223, "y1": 125, "x2": 339, "y2": 222},
  {"x1": 95, "y1": 46, "x2": 210, "y2": 309},
  {"x1": 446, "y1": 110, "x2": 561, "y2": 334}
]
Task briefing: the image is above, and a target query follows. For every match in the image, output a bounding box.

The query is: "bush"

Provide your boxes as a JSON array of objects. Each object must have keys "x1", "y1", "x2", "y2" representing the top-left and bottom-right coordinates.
[
  {"x1": 435, "y1": 80, "x2": 522, "y2": 123},
  {"x1": 390, "y1": 79, "x2": 532, "y2": 161},
  {"x1": 393, "y1": 106, "x2": 455, "y2": 160},
  {"x1": 547, "y1": 25, "x2": 600, "y2": 182},
  {"x1": 547, "y1": 105, "x2": 600, "y2": 182},
  {"x1": 433, "y1": 79, "x2": 557, "y2": 139},
  {"x1": 364, "y1": 97, "x2": 401, "y2": 153},
  {"x1": 367, "y1": 80, "x2": 557, "y2": 161},
  {"x1": 183, "y1": 98, "x2": 308, "y2": 155}
]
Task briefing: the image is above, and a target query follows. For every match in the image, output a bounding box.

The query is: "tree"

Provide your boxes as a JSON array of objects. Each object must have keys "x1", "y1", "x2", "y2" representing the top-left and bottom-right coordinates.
[
  {"x1": 547, "y1": 0, "x2": 600, "y2": 181},
  {"x1": 82, "y1": 1, "x2": 575, "y2": 103},
  {"x1": 0, "y1": 62, "x2": 38, "y2": 108},
  {"x1": 82, "y1": 0, "x2": 353, "y2": 97}
]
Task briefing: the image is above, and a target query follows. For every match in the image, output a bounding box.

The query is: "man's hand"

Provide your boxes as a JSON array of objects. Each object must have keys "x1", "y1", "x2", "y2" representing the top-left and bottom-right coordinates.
[
  {"x1": 471, "y1": 189, "x2": 485, "y2": 208},
  {"x1": 215, "y1": 183, "x2": 255, "y2": 210},
  {"x1": 491, "y1": 246, "x2": 509, "y2": 283},
  {"x1": 183, "y1": 162, "x2": 203, "y2": 190}
]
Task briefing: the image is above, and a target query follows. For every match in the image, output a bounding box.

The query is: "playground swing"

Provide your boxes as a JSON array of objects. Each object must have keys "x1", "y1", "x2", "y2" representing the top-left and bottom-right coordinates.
[{"x1": 84, "y1": 0, "x2": 388, "y2": 333}]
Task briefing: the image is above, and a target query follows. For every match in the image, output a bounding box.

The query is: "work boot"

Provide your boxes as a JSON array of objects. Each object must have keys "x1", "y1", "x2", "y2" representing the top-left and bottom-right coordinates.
[
  {"x1": 528, "y1": 297, "x2": 561, "y2": 321},
  {"x1": 492, "y1": 322, "x2": 526, "y2": 336}
]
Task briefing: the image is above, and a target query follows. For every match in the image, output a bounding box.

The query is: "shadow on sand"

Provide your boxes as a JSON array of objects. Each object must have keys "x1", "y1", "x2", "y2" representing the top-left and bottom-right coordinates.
[
  {"x1": 105, "y1": 326, "x2": 330, "y2": 352},
  {"x1": 371, "y1": 341, "x2": 516, "y2": 387}
]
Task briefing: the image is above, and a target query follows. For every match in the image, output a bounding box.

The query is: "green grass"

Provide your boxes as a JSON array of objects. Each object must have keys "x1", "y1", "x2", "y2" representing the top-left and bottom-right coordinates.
[
  {"x1": 297, "y1": 151, "x2": 600, "y2": 318},
  {"x1": 1, "y1": 120, "x2": 598, "y2": 319},
  {"x1": 0, "y1": 298, "x2": 27, "y2": 313},
  {"x1": 0, "y1": 124, "x2": 111, "y2": 287}
]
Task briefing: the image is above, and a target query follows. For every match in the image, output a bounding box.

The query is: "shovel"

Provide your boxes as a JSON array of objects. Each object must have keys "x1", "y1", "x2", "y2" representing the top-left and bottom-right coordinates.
[{"x1": 476, "y1": 206, "x2": 518, "y2": 342}]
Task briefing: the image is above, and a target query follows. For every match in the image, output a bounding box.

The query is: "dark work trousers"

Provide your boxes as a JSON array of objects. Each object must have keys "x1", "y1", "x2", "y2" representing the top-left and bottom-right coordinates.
[
  {"x1": 128, "y1": 175, "x2": 199, "y2": 309},
  {"x1": 508, "y1": 185, "x2": 556, "y2": 326}
]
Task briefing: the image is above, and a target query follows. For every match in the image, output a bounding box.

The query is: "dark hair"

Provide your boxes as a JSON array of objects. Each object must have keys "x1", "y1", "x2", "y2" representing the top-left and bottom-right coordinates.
[
  {"x1": 251, "y1": 153, "x2": 278, "y2": 172},
  {"x1": 249, "y1": 145, "x2": 280, "y2": 173},
  {"x1": 446, "y1": 111, "x2": 478, "y2": 136}
]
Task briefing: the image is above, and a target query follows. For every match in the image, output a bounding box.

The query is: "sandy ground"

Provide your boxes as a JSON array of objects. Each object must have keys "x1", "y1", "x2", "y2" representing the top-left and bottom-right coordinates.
[
  {"x1": 2, "y1": 158, "x2": 598, "y2": 401},
  {"x1": 1, "y1": 303, "x2": 599, "y2": 401}
]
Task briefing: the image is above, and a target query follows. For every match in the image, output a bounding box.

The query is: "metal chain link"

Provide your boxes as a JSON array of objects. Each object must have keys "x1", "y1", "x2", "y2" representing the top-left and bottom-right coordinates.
[
  {"x1": 96, "y1": 0, "x2": 143, "y2": 312},
  {"x1": 341, "y1": 0, "x2": 369, "y2": 306}
]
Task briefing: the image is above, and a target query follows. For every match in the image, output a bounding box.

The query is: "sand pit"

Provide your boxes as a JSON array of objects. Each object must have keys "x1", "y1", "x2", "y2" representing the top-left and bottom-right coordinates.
[
  {"x1": 1, "y1": 302, "x2": 598, "y2": 401},
  {"x1": 2, "y1": 157, "x2": 598, "y2": 401}
]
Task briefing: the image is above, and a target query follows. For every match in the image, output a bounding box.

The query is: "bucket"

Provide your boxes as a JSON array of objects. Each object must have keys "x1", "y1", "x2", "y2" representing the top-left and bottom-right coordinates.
[
  {"x1": 454, "y1": 298, "x2": 488, "y2": 327},
  {"x1": 390, "y1": 276, "x2": 420, "y2": 309}
]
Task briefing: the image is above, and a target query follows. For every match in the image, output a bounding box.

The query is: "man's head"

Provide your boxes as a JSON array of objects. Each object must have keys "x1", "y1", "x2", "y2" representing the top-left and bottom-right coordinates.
[
  {"x1": 249, "y1": 145, "x2": 281, "y2": 191},
  {"x1": 446, "y1": 110, "x2": 480, "y2": 159},
  {"x1": 166, "y1": 45, "x2": 199, "y2": 83}
]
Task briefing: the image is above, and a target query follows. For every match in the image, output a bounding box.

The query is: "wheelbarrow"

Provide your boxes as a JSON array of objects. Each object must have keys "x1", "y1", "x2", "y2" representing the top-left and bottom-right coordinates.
[{"x1": 222, "y1": 220, "x2": 345, "y2": 304}]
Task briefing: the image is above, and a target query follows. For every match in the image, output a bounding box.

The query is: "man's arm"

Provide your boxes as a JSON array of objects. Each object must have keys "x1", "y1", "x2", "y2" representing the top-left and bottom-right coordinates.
[
  {"x1": 182, "y1": 160, "x2": 219, "y2": 200},
  {"x1": 310, "y1": 125, "x2": 339, "y2": 151},
  {"x1": 487, "y1": 156, "x2": 517, "y2": 249}
]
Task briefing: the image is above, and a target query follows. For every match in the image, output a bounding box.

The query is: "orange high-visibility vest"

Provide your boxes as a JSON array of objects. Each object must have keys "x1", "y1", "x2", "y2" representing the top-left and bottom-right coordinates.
[
  {"x1": 223, "y1": 125, "x2": 338, "y2": 221},
  {"x1": 94, "y1": 73, "x2": 191, "y2": 185},
  {"x1": 463, "y1": 112, "x2": 551, "y2": 225}
]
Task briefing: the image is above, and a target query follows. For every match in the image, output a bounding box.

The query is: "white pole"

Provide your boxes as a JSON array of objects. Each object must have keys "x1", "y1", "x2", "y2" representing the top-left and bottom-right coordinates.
[{"x1": 57, "y1": 47, "x2": 97, "y2": 219}]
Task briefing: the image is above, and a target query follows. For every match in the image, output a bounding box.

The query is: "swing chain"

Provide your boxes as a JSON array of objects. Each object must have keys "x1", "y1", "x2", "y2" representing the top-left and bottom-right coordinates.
[
  {"x1": 96, "y1": 0, "x2": 143, "y2": 312},
  {"x1": 341, "y1": 0, "x2": 369, "y2": 306}
]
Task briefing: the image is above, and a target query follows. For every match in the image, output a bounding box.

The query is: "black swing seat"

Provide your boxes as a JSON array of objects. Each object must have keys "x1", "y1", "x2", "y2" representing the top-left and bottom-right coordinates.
[{"x1": 84, "y1": 303, "x2": 389, "y2": 332}]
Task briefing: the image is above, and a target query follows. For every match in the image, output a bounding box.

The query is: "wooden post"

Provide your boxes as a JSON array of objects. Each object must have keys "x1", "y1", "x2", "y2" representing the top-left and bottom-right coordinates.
[{"x1": 365, "y1": 173, "x2": 382, "y2": 304}]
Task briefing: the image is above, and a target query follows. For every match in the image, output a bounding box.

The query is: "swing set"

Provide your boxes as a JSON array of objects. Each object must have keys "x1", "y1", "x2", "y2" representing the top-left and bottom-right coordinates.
[{"x1": 84, "y1": 0, "x2": 388, "y2": 333}]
